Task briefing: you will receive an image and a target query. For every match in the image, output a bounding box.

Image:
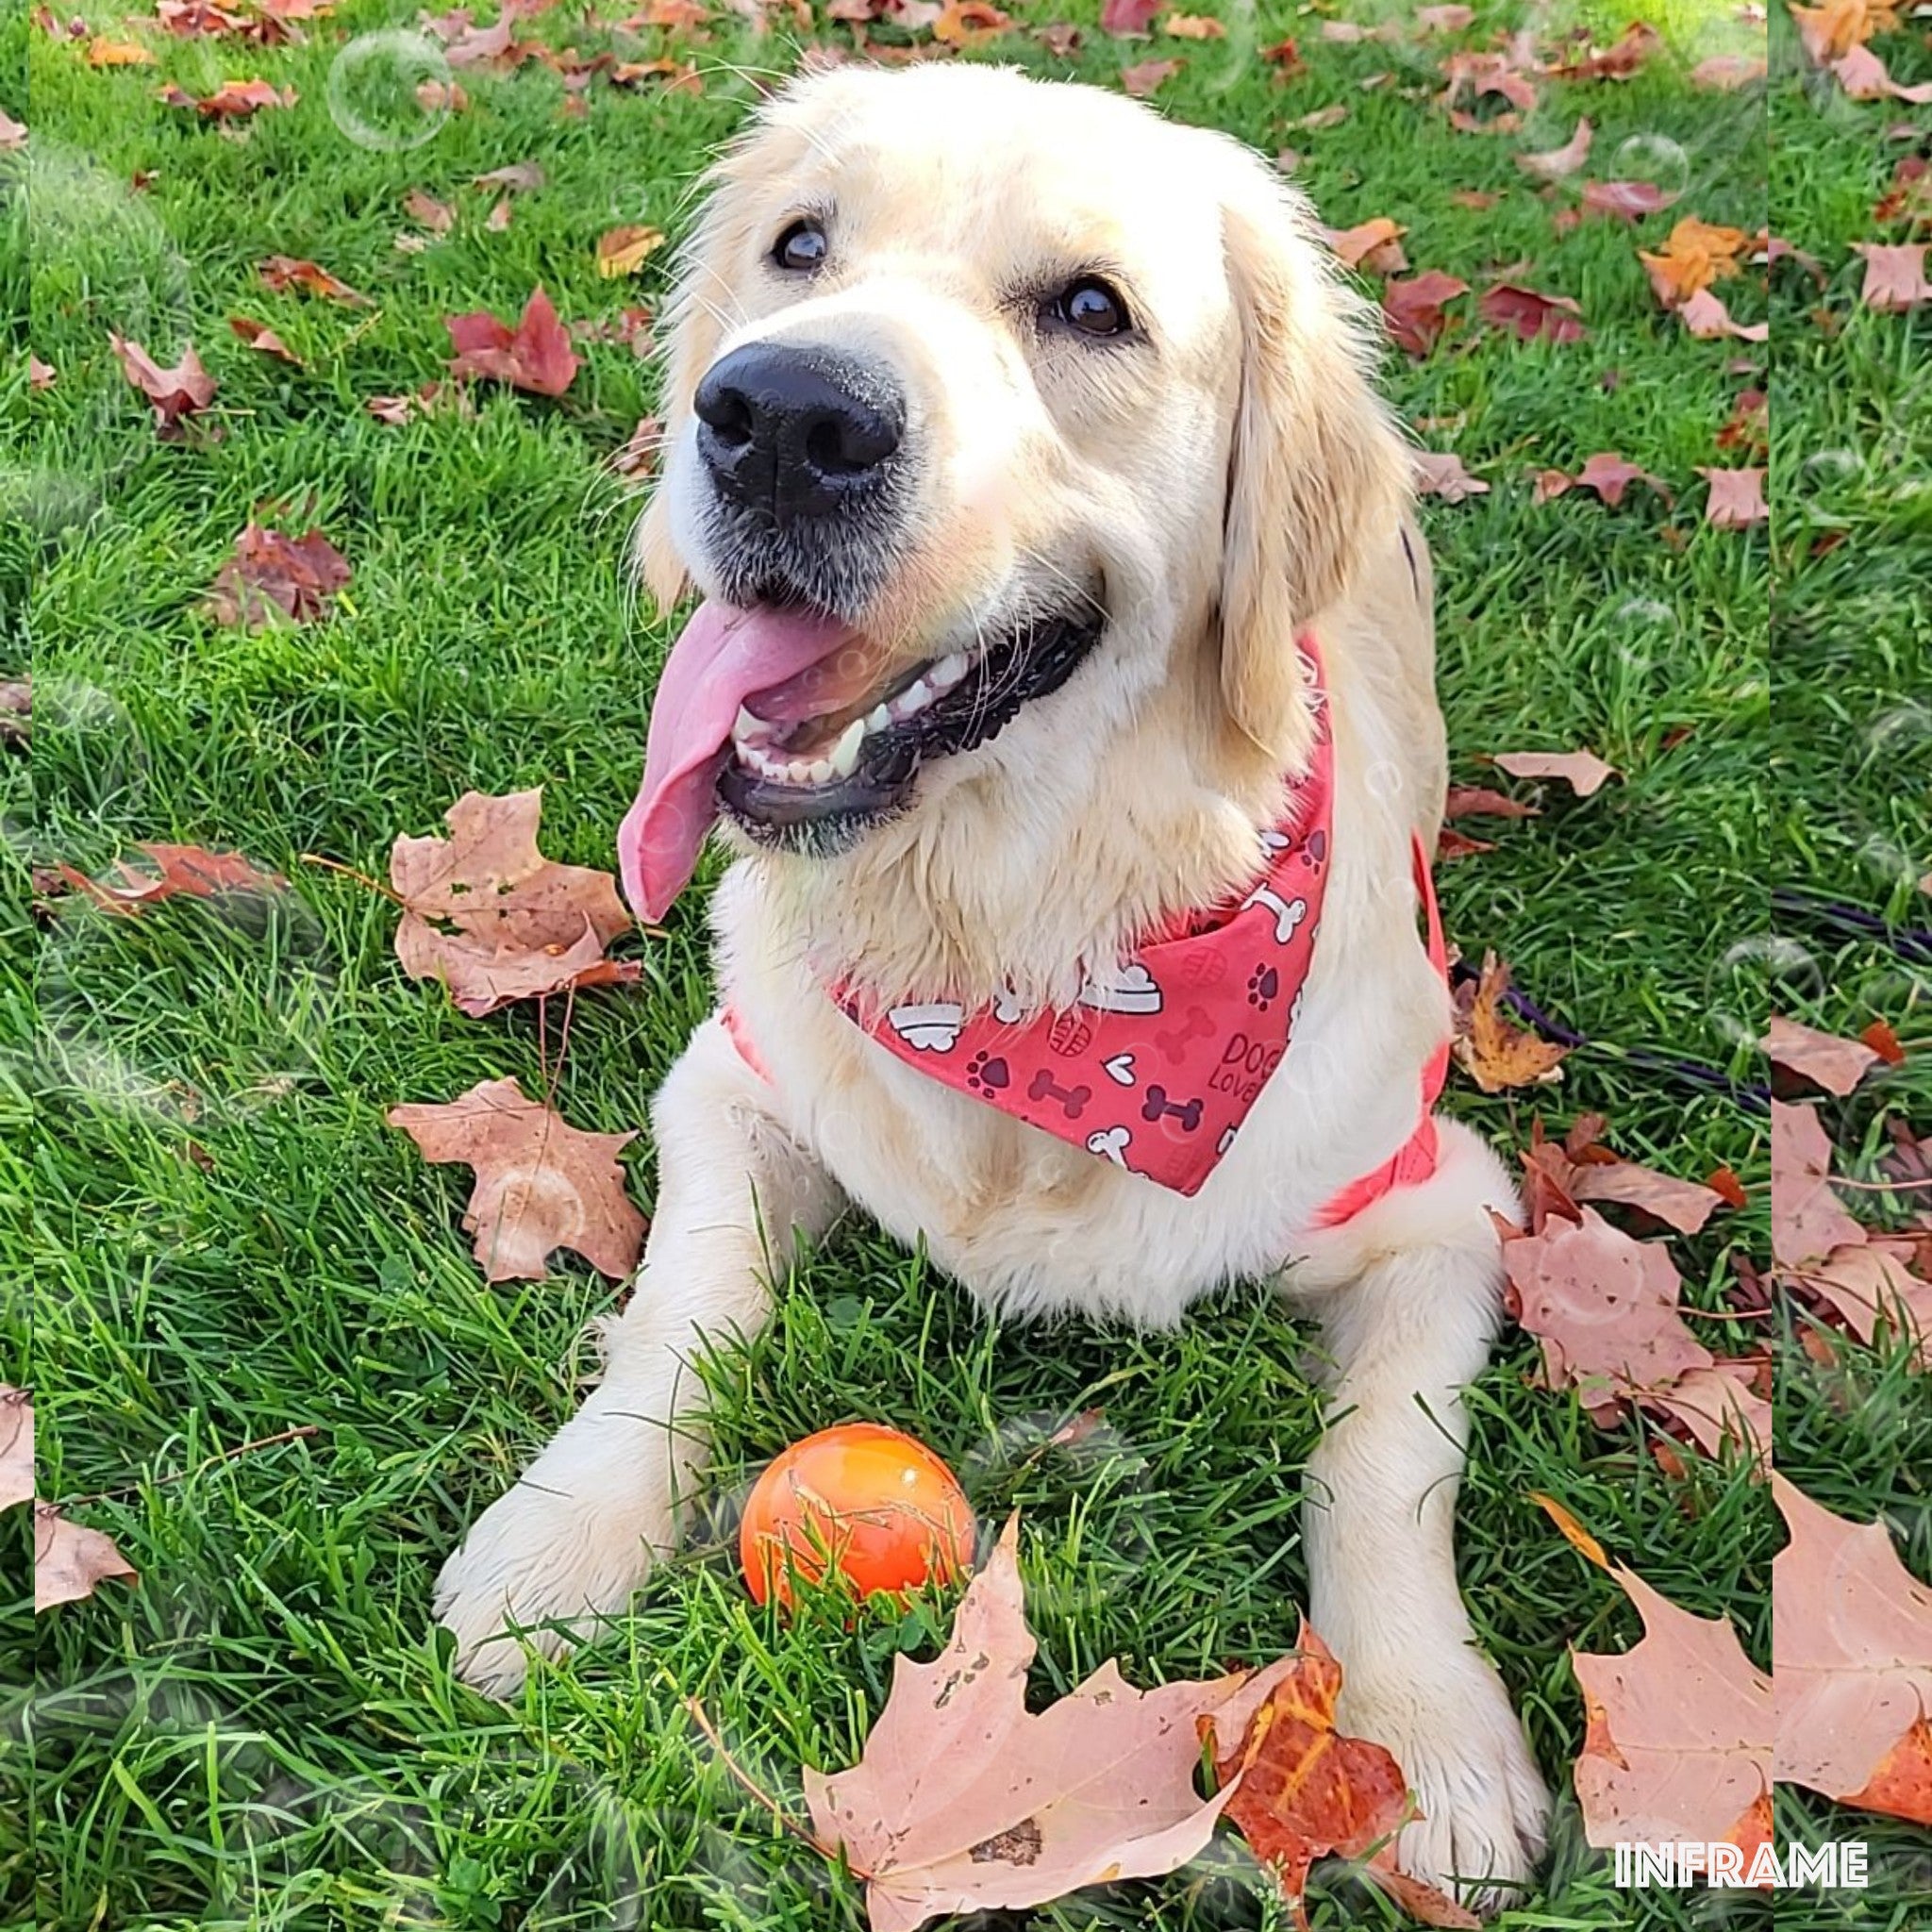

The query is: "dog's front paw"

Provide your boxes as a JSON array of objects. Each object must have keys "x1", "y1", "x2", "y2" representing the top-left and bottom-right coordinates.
[
  {"x1": 1339, "y1": 1655, "x2": 1549, "y2": 1917},
  {"x1": 433, "y1": 1476, "x2": 668, "y2": 1697}
]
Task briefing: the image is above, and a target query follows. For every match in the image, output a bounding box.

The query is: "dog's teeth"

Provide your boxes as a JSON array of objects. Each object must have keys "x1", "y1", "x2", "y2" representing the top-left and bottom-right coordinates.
[
  {"x1": 891, "y1": 677, "x2": 933, "y2": 721},
  {"x1": 807, "y1": 757, "x2": 834, "y2": 784},
  {"x1": 733, "y1": 704, "x2": 762, "y2": 743},
  {"x1": 931, "y1": 652, "x2": 968, "y2": 689},
  {"x1": 828, "y1": 718, "x2": 865, "y2": 777},
  {"x1": 866, "y1": 703, "x2": 892, "y2": 733}
]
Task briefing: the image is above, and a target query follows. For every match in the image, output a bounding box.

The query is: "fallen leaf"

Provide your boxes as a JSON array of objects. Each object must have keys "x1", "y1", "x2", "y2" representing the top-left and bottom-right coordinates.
[
  {"x1": 931, "y1": 0, "x2": 1011, "y2": 42},
  {"x1": 473, "y1": 160, "x2": 545, "y2": 192},
  {"x1": 1444, "y1": 785, "x2": 1537, "y2": 820},
  {"x1": 1524, "y1": 1119, "x2": 1728, "y2": 1237},
  {"x1": 1161, "y1": 10, "x2": 1222, "y2": 38},
  {"x1": 1852, "y1": 242, "x2": 1931, "y2": 311},
  {"x1": 597, "y1": 224, "x2": 667, "y2": 277},
  {"x1": 1290, "y1": 103, "x2": 1350, "y2": 133},
  {"x1": 0, "y1": 679, "x2": 28, "y2": 747},
  {"x1": 1640, "y1": 218, "x2": 1749, "y2": 309},
  {"x1": 0, "y1": 109, "x2": 24, "y2": 151},
  {"x1": 1211, "y1": 1624, "x2": 1479, "y2": 1930},
  {"x1": 1678, "y1": 287, "x2": 1769, "y2": 341},
  {"x1": 610, "y1": 414, "x2": 660, "y2": 476},
  {"x1": 109, "y1": 334, "x2": 215, "y2": 438},
  {"x1": 1440, "y1": 47, "x2": 1538, "y2": 117},
  {"x1": 258, "y1": 255, "x2": 366, "y2": 303},
  {"x1": 1259, "y1": 36, "x2": 1302, "y2": 73},
  {"x1": 1436, "y1": 826, "x2": 1494, "y2": 860},
  {"x1": 388, "y1": 1076, "x2": 646, "y2": 1282},
  {"x1": 28, "y1": 354, "x2": 54, "y2": 390},
  {"x1": 227, "y1": 314, "x2": 301, "y2": 364},
  {"x1": 1517, "y1": 116, "x2": 1591, "y2": 181},
  {"x1": 1452, "y1": 951, "x2": 1568, "y2": 1092},
  {"x1": 1831, "y1": 43, "x2": 1932, "y2": 101},
  {"x1": 1, "y1": 1387, "x2": 32, "y2": 1509},
  {"x1": 1410, "y1": 449, "x2": 1489, "y2": 502},
  {"x1": 1321, "y1": 217, "x2": 1407, "y2": 274},
  {"x1": 1478, "y1": 281, "x2": 1586, "y2": 343},
  {"x1": 1580, "y1": 179, "x2": 1677, "y2": 222},
  {"x1": 1874, "y1": 158, "x2": 1932, "y2": 225},
  {"x1": 1789, "y1": 0, "x2": 1899, "y2": 66},
  {"x1": 805, "y1": 1515, "x2": 1295, "y2": 1932},
  {"x1": 1548, "y1": 21, "x2": 1659, "y2": 81},
  {"x1": 1120, "y1": 57, "x2": 1182, "y2": 95},
  {"x1": 36, "y1": 1507, "x2": 140, "y2": 1610},
  {"x1": 403, "y1": 188, "x2": 456, "y2": 234},
  {"x1": 1532, "y1": 454, "x2": 1664, "y2": 508},
  {"x1": 52, "y1": 842, "x2": 287, "y2": 916},
  {"x1": 1691, "y1": 53, "x2": 1767, "y2": 89},
  {"x1": 1794, "y1": 1241, "x2": 1932, "y2": 1360},
  {"x1": 86, "y1": 34, "x2": 156, "y2": 63},
  {"x1": 1770, "y1": 1100, "x2": 1865, "y2": 1269},
  {"x1": 1641, "y1": 1361, "x2": 1773, "y2": 1469},
  {"x1": 1697, "y1": 467, "x2": 1767, "y2": 529},
  {"x1": 158, "y1": 76, "x2": 294, "y2": 116},
  {"x1": 1381, "y1": 270, "x2": 1469, "y2": 354},
  {"x1": 484, "y1": 198, "x2": 512, "y2": 232},
  {"x1": 1491, "y1": 749, "x2": 1615, "y2": 795},
  {"x1": 390, "y1": 787, "x2": 638, "y2": 1016},
  {"x1": 445, "y1": 287, "x2": 580, "y2": 396},
  {"x1": 1762, "y1": 1015, "x2": 1880, "y2": 1095},
  {"x1": 205, "y1": 523, "x2": 349, "y2": 627},
  {"x1": 1774, "y1": 1475, "x2": 1932, "y2": 1824}
]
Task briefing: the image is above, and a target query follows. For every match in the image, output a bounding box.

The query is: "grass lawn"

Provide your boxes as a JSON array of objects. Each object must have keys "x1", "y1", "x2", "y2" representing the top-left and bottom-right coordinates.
[{"x1": 7, "y1": 0, "x2": 1929, "y2": 1925}]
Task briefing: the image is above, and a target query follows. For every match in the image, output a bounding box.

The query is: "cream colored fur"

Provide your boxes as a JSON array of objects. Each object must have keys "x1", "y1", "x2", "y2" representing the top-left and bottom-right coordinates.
[{"x1": 434, "y1": 63, "x2": 1548, "y2": 1912}]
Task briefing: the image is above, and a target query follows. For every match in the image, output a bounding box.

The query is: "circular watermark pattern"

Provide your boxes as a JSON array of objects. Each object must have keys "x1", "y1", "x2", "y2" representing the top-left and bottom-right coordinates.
[
  {"x1": 1610, "y1": 132, "x2": 1690, "y2": 204},
  {"x1": 325, "y1": 31, "x2": 455, "y2": 154}
]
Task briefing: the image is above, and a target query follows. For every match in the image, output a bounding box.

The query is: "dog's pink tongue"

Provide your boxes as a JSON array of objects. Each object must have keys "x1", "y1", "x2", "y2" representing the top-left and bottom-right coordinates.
[{"x1": 618, "y1": 601, "x2": 858, "y2": 922}]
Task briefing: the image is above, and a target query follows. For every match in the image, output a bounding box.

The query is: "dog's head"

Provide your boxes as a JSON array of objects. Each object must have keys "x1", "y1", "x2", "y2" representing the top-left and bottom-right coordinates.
[{"x1": 621, "y1": 63, "x2": 1406, "y2": 924}]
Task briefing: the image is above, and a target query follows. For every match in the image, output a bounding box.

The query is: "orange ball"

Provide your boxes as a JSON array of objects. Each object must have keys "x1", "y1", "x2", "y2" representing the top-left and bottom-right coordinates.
[{"x1": 739, "y1": 1423, "x2": 975, "y2": 1608}]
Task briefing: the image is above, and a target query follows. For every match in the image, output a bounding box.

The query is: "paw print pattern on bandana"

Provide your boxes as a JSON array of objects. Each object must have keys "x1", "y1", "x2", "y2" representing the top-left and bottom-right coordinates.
[
  {"x1": 966, "y1": 1051, "x2": 1010, "y2": 1093},
  {"x1": 1247, "y1": 964, "x2": 1279, "y2": 1010}
]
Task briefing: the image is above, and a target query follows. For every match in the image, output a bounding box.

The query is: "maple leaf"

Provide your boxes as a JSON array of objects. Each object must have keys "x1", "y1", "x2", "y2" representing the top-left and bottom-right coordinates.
[
  {"x1": 1532, "y1": 454, "x2": 1664, "y2": 508},
  {"x1": 597, "y1": 224, "x2": 667, "y2": 277},
  {"x1": 1793, "y1": 1241, "x2": 1932, "y2": 1361},
  {"x1": 1210, "y1": 1623, "x2": 1478, "y2": 1931},
  {"x1": 1451, "y1": 952, "x2": 1568, "y2": 1092},
  {"x1": 258, "y1": 255, "x2": 367, "y2": 303},
  {"x1": 1547, "y1": 21, "x2": 1659, "y2": 81},
  {"x1": 87, "y1": 33, "x2": 157, "y2": 63},
  {"x1": 1100, "y1": 0, "x2": 1160, "y2": 35},
  {"x1": 1503, "y1": 1207, "x2": 1715, "y2": 1402},
  {"x1": 1410, "y1": 449, "x2": 1488, "y2": 503},
  {"x1": 1852, "y1": 242, "x2": 1931, "y2": 311},
  {"x1": 805, "y1": 1516, "x2": 1295, "y2": 1932},
  {"x1": 1557, "y1": 1516, "x2": 1774, "y2": 1849},
  {"x1": 1691, "y1": 53, "x2": 1767, "y2": 90},
  {"x1": 1789, "y1": 0, "x2": 1897, "y2": 65},
  {"x1": 1, "y1": 1386, "x2": 32, "y2": 1511},
  {"x1": 1678, "y1": 287, "x2": 1768, "y2": 341},
  {"x1": 1640, "y1": 1360, "x2": 1773, "y2": 1470},
  {"x1": 1524, "y1": 1117, "x2": 1727, "y2": 1237},
  {"x1": 1321, "y1": 217, "x2": 1407, "y2": 275},
  {"x1": 930, "y1": 0, "x2": 1011, "y2": 42},
  {"x1": 1697, "y1": 467, "x2": 1767, "y2": 529},
  {"x1": 53, "y1": 842, "x2": 286, "y2": 916},
  {"x1": 205, "y1": 523, "x2": 350, "y2": 628},
  {"x1": 158, "y1": 76, "x2": 295, "y2": 116},
  {"x1": 1478, "y1": 282, "x2": 1586, "y2": 343},
  {"x1": 1440, "y1": 48, "x2": 1538, "y2": 117},
  {"x1": 109, "y1": 334, "x2": 215, "y2": 438},
  {"x1": 388, "y1": 1076, "x2": 646, "y2": 1281},
  {"x1": 1770, "y1": 1101, "x2": 1866, "y2": 1270},
  {"x1": 227, "y1": 314, "x2": 301, "y2": 364},
  {"x1": 1762, "y1": 1014, "x2": 1881, "y2": 1095},
  {"x1": 445, "y1": 287, "x2": 580, "y2": 396},
  {"x1": 1517, "y1": 117, "x2": 1591, "y2": 181},
  {"x1": 1874, "y1": 157, "x2": 1932, "y2": 225},
  {"x1": 390, "y1": 787, "x2": 638, "y2": 1016},
  {"x1": 1161, "y1": 11, "x2": 1223, "y2": 40},
  {"x1": 1381, "y1": 271, "x2": 1469, "y2": 355},
  {"x1": 1639, "y1": 218, "x2": 1748, "y2": 309},
  {"x1": 37, "y1": 1505, "x2": 140, "y2": 1610},
  {"x1": 1773, "y1": 1475, "x2": 1932, "y2": 1824},
  {"x1": 1120, "y1": 57, "x2": 1182, "y2": 95},
  {"x1": 1832, "y1": 42, "x2": 1932, "y2": 101},
  {"x1": 1491, "y1": 749, "x2": 1615, "y2": 795}
]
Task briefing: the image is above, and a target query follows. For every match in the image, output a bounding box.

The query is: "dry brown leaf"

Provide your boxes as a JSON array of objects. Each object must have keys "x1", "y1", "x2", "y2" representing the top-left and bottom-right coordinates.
[
  {"x1": 1852, "y1": 242, "x2": 1931, "y2": 311},
  {"x1": 1774, "y1": 1474, "x2": 1932, "y2": 1824},
  {"x1": 1120, "y1": 57, "x2": 1182, "y2": 95},
  {"x1": 1678, "y1": 287, "x2": 1769, "y2": 341},
  {"x1": 1444, "y1": 785, "x2": 1537, "y2": 820},
  {"x1": 36, "y1": 1506, "x2": 140, "y2": 1610},
  {"x1": 1410, "y1": 449, "x2": 1489, "y2": 502},
  {"x1": 445, "y1": 288, "x2": 580, "y2": 395},
  {"x1": 403, "y1": 188, "x2": 456, "y2": 234},
  {"x1": 1491, "y1": 749, "x2": 1615, "y2": 796},
  {"x1": 258, "y1": 255, "x2": 367, "y2": 303},
  {"x1": 1789, "y1": 0, "x2": 1898, "y2": 65},
  {"x1": 1, "y1": 1386, "x2": 32, "y2": 1510},
  {"x1": 1517, "y1": 116, "x2": 1591, "y2": 182},
  {"x1": 1381, "y1": 270, "x2": 1469, "y2": 354},
  {"x1": 1161, "y1": 9, "x2": 1222, "y2": 38},
  {"x1": 1691, "y1": 53, "x2": 1767, "y2": 90},
  {"x1": 597, "y1": 225, "x2": 667, "y2": 277},
  {"x1": 227, "y1": 314, "x2": 301, "y2": 364},
  {"x1": 1321, "y1": 216, "x2": 1407, "y2": 274},
  {"x1": 87, "y1": 33, "x2": 156, "y2": 63},
  {"x1": 1452, "y1": 951, "x2": 1568, "y2": 1091},
  {"x1": 1640, "y1": 1361, "x2": 1773, "y2": 1470},
  {"x1": 804, "y1": 1515, "x2": 1295, "y2": 1932},
  {"x1": 390, "y1": 787, "x2": 638, "y2": 1016},
  {"x1": 1478, "y1": 282, "x2": 1586, "y2": 343},
  {"x1": 1697, "y1": 467, "x2": 1767, "y2": 529},
  {"x1": 206, "y1": 524, "x2": 349, "y2": 627},
  {"x1": 1532, "y1": 454, "x2": 1664, "y2": 508},
  {"x1": 53, "y1": 843, "x2": 286, "y2": 917},
  {"x1": 109, "y1": 334, "x2": 215, "y2": 438},
  {"x1": 1762, "y1": 1015, "x2": 1880, "y2": 1095},
  {"x1": 388, "y1": 1076, "x2": 646, "y2": 1281}
]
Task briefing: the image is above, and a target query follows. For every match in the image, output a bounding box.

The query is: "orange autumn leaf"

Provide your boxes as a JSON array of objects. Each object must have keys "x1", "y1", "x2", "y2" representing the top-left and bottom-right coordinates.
[
  {"x1": 1639, "y1": 218, "x2": 1750, "y2": 310},
  {"x1": 86, "y1": 34, "x2": 157, "y2": 64},
  {"x1": 1452, "y1": 951, "x2": 1568, "y2": 1092},
  {"x1": 1788, "y1": 0, "x2": 1898, "y2": 65}
]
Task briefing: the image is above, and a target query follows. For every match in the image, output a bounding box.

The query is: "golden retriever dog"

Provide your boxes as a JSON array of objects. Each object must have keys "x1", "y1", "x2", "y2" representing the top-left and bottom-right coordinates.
[{"x1": 435, "y1": 62, "x2": 1549, "y2": 1909}]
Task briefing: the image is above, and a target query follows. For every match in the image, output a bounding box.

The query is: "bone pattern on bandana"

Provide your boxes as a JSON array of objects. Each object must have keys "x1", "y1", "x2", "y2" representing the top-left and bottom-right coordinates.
[{"x1": 845, "y1": 644, "x2": 1345, "y2": 1198}]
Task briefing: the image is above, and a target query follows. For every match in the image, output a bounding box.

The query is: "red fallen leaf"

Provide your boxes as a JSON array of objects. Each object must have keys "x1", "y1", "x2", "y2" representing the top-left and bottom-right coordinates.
[
  {"x1": 1774, "y1": 1474, "x2": 1932, "y2": 1824},
  {"x1": 53, "y1": 842, "x2": 286, "y2": 917},
  {"x1": 445, "y1": 287, "x2": 580, "y2": 396},
  {"x1": 1697, "y1": 467, "x2": 1767, "y2": 529},
  {"x1": 1479, "y1": 281, "x2": 1585, "y2": 343},
  {"x1": 258, "y1": 255, "x2": 366, "y2": 303},
  {"x1": 1548, "y1": 21, "x2": 1659, "y2": 81},
  {"x1": 1831, "y1": 43, "x2": 1932, "y2": 102},
  {"x1": 1209, "y1": 1624, "x2": 1479, "y2": 1930},
  {"x1": 390, "y1": 787, "x2": 638, "y2": 1016},
  {"x1": 205, "y1": 523, "x2": 349, "y2": 627},
  {"x1": 1518, "y1": 116, "x2": 1591, "y2": 181},
  {"x1": 155, "y1": 0, "x2": 249, "y2": 32},
  {"x1": 1491, "y1": 748, "x2": 1615, "y2": 795},
  {"x1": 1692, "y1": 52, "x2": 1767, "y2": 89},
  {"x1": 1762, "y1": 1015, "x2": 1880, "y2": 1095},
  {"x1": 1436, "y1": 825, "x2": 1494, "y2": 860},
  {"x1": 1860, "y1": 1019, "x2": 1906, "y2": 1064},
  {"x1": 1679, "y1": 287, "x2": 1769, "y2": 341},
  {"x1": 1444, "y1": 785, "x2": 1537, "y2": 820},
  {"x1": 1452, "y1": 951, "x2": 1568, "y2": 1092},
  {"x1": 1580, "y1": 179, "x2": 1677, "y2": 222},
  {"x1": 1533, "y1": 453, "x2": 1665, "y2": 508},
  {"x1": 1852, "y1": 242, "x2": 1931, "y2": 312},
  {"x1": 108, "y1": 334, "x2": 215, "y2": 438},
  {"x1": 227, "y1": 314, "x2": 301, "y2": 364},
  {"x1": 1099, "y1": 0, "x2": 1159, "y2": 31},
  {"x1": 389, "y1": 1077, "x2": 646, "y2": 1282},
  {"x1": 1321, "y1": 217, "x2": 1407, "y2": 274},
  {"x1": 36, "y1": 1505, "x2": 139, "y2": 1610},
  {"x1": 1525, "y1": 1118, "x2": 1729, "y2": 1238},
  {"x1": 1874, "y1": 158, "x2": 1932, "y2": 225},
  {"x1": 1410, "y1": 449, "x2": 1488, "y2": 502},
  {"x1": 1120, "y1": 57, "x2": 1181, "y2": 94},
  {"x1": 1440, "y1": 48, "x2": 1538, "y2": 116},
  {"x1": 1382, "y1": 270, "x2": 1469, "y2": 354},
  {"x1": 1258, "y1": 35, "x2": 1302, "y2": 73},
  {"x1": 158, "y1": 76, "x2": 295, "y2": 116},
  {"x1": 1707, "y1": 1166, "x2": 1748, "y2": 1210}
]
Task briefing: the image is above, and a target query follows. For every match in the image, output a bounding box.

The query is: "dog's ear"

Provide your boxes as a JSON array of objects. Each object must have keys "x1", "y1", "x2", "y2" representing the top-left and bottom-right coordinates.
[{"x1": 1218, "y1": 172, "x2": 1409, "y2": 767}]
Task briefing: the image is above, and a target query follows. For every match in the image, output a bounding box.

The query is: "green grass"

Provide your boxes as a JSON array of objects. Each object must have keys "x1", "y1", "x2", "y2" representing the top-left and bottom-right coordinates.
[{"x1": 6, "y1": 0, "x2": 1929, "y2": 1924}]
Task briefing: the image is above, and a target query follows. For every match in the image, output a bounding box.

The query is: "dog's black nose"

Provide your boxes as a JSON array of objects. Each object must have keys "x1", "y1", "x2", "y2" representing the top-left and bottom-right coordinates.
[{"x1": 693, "y1": 343, "x2": 903, "y2": 524}]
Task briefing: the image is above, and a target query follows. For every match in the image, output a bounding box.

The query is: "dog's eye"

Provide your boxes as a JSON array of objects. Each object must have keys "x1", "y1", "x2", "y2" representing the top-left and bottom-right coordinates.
[
  {"x1": 1047, "y1": 276, "x2": 1131, "y2": 338},
  {"x1": 772, "y1": 219, "x2": 827, "y2": 274}
]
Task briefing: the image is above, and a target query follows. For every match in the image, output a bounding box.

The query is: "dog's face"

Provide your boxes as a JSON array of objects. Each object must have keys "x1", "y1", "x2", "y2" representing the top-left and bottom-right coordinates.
[{"x1": 622, "y1": 65, "x2": 1405, "y2": 925}]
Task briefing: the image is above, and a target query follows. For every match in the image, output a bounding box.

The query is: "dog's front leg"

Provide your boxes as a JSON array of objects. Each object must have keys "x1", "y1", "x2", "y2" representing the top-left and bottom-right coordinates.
[
  {"x1": 1291, "y1": 1122, "x2": 1549, "y2": 1913},
  {"x1": 434, "y1": 1015, "x2": 841, "y2": 1695}
]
